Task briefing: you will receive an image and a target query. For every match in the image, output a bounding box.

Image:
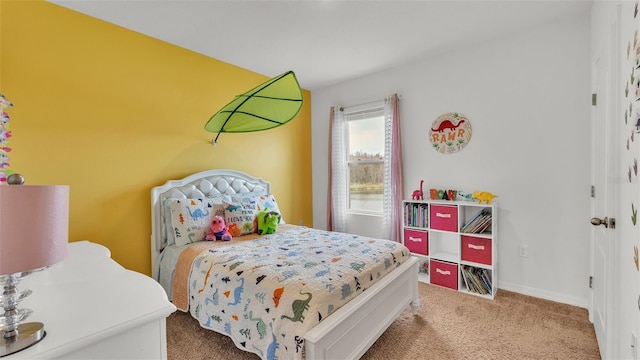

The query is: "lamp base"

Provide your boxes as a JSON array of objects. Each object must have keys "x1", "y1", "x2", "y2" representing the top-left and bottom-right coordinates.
[{"x1": 0, "y1": 322, "x2": 45, "y2": 357}]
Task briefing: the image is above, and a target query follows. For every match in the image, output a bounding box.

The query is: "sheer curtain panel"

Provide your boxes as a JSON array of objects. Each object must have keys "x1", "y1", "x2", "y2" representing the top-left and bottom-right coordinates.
[
  {"x1": 327, "y1": 106, "x2": 347, "y2": 232},
  {"x1": 382, "y1": 94, "x2": 404, "y2": 242}
]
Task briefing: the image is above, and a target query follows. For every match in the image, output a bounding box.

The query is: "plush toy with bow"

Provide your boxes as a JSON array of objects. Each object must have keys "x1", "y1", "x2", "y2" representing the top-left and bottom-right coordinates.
[
  {"x1": 205, "y1": 215, "x2": 232, "y2": 241},
  {"x1": 257, "y1": 209, "x2": 280, "y2": 235}
]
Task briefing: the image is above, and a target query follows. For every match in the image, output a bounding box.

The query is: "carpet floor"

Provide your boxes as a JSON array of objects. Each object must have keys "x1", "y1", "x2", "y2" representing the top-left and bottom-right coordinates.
[{"x1": 166, "y1": 282, "x2": 601, "y2": 360}]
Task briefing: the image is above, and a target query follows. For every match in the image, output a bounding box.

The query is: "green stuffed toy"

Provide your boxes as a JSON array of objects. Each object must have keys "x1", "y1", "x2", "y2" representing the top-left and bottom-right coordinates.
[{"x1": 257, "y1": 208, "x2": 280, "y2": 235}]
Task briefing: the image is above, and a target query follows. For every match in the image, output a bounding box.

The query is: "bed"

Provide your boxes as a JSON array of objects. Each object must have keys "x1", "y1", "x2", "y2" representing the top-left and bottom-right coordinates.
[{"x1": 151, "y1": 169, "x2": 420, "y2": 360}]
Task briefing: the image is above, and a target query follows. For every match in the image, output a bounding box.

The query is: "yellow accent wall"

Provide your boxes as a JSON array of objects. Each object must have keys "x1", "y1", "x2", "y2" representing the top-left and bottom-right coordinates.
[{"x1": 0, "y1": 0, "x2": 313, "y2": 276}]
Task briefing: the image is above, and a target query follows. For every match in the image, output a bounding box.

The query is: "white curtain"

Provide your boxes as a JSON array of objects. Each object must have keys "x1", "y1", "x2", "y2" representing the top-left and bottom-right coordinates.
[
  {"x1": 327, "y1": 106, "x2": 347, "y2": 232},
  {"x1": 382, "y1": 94, "x2": 404, "y2": 241}
]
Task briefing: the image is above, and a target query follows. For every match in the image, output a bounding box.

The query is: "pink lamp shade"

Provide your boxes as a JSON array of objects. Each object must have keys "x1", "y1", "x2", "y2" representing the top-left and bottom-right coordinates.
[{"x1": 0, "y1": 185, "x2": 69, "y2": 275}]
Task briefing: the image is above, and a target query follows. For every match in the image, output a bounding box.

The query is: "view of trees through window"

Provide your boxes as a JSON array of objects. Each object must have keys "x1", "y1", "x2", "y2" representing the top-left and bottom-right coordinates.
[{"x1": 347, "y1": 114, "x2": 384, "y2": 213}]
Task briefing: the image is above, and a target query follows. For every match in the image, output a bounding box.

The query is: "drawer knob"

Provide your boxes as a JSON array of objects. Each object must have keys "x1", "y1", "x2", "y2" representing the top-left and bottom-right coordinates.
[
  {"x1": 408, "y1": 237, "x2": 421, "y2": 242},
  {"x1": 436, "y1": 212, "x2": 451, "y2": 218},
  {"x1": 436, "y1": 268, "x2": 451, "y2": 276}
]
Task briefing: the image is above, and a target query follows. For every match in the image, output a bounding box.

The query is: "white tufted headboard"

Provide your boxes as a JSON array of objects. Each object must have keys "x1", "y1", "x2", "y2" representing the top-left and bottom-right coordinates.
[{"x1": 150, "y1": 169, "x2": 270, "y2": 275}]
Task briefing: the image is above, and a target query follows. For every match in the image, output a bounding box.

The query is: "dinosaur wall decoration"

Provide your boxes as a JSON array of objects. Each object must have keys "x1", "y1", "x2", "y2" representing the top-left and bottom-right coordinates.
[{"x1": 429, "y1": 112, "x2": 472, "y2": 154}]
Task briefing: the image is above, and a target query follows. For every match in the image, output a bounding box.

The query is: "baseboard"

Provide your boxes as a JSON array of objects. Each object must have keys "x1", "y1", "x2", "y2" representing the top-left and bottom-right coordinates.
[
  {"x1": 498, "y1": 281, "x2": 589, "y2": 309},
  {"x1": 418, "y1": 277, "x2": 588, "y2": 309}
]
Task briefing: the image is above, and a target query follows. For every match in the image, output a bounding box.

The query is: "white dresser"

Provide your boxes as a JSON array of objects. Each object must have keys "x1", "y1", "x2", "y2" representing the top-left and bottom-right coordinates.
[{"x1": 7, "y1": 241, "x2": 176, "y2": 359}]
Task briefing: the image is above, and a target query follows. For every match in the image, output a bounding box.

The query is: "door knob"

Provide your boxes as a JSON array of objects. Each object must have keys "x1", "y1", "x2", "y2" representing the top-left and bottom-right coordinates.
[{"x1": 591, "y1": 217, "x2": 615, "y2": 229}]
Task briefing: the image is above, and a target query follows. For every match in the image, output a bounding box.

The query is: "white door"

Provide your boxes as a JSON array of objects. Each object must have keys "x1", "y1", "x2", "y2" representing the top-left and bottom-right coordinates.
[{"x1": 590, "y1": 15, "x2": 618, "y2": 359}]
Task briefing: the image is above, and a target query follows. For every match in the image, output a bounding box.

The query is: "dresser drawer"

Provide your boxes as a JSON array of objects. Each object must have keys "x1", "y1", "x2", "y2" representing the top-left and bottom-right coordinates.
[
  {"x1": 430, "y1": 205, "x2": 458, "y2": 232},
  {"x1": 430, "y1": 259, "x2": 458, "y2": 290},
  {"x1": 461, "y1": 236, "x2": 492, "y2": 265},
  {"x1": 403, "y1": 229, "x2": 428, "y2": 255}
]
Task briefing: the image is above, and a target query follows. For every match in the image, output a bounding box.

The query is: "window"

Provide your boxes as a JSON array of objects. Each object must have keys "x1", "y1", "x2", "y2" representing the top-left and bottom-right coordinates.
[
  {"x1": 329, "y1": 94, "x2": 402, "y2": 239},
  {"x1": 344, "y1": 104, "x2": 385, "y2": 214}
]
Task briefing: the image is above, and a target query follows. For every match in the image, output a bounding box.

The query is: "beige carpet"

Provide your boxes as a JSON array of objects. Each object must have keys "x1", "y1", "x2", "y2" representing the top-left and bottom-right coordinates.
[{"x1": 166, "y1": 282, "x2": 601, "y2": 360}]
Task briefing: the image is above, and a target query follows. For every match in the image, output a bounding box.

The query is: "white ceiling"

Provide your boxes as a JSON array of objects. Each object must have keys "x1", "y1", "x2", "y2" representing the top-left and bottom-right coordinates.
[{"x1": 47, "y1": 0, "x2": 592, "y2": 91}]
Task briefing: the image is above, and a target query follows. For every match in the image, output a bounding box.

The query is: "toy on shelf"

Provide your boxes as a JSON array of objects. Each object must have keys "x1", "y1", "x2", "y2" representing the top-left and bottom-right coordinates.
[
  {"x1": 205, "y1": 215, "x2": 232, "y2": 241},
  {"x1": 421, "y1": 262, "x2": 429, "y2": 274},
  {"x1": 412, "y1": 180, "x2": 424, "y2": 200},
  {"x1": 424, "y1": 187, "x2": 495, "y2": 203},
  {"x1": 472, "y1": 191, "x2": 498, "y2": 204},
  {"x1": 429, "y1": 188, "x2": 458, "y2": 201}
]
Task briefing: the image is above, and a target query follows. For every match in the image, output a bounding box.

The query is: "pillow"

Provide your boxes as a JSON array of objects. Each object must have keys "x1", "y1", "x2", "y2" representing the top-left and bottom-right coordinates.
[
  {"x1": 223, "y1": 199, "x2": 259, "y2": 236},
  {"x1": 163, "y1": 198, "x2": 178, "y2": 246},
  {"x1": 167, "y1": 198, "x2": 225, "y2": 246},
  {"x1": 232, "y1": 193, "x2": 286, "y2": 224},
  {"x1": 163, "y1": 195, "x2": 232, "y2": 246}
]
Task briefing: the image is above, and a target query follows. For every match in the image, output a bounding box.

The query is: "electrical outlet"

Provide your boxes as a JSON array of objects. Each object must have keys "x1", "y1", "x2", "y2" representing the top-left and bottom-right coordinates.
[
  {"x1": 632, "y1": 332, "x2": 637, "y2": 360},
  {"x1": 519, "y1": 244, "x2": 529, "y2": 258}
]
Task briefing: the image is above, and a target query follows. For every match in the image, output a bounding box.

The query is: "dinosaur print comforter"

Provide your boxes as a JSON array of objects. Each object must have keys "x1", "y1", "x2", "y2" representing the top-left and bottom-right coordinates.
[{"x1": 175, "y1": 225, "x2": 410, "y2": 360}]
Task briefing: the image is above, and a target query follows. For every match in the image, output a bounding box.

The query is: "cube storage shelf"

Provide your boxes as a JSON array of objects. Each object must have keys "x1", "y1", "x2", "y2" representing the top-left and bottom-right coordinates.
[{"x1": 402, "y1": 199, "x2": 497, "y2": 299}]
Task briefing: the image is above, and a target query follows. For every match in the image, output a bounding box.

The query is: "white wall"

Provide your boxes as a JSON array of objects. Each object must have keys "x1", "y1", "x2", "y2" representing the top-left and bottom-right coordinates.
[{"x1": 311, "y1": 13, "x2": 591, "y2": 307}]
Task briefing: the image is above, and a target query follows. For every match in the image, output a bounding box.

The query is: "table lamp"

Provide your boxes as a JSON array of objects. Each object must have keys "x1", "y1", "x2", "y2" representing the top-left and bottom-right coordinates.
[{"x1": 0, "y1": 174, "x2": 69, "y2": 357}]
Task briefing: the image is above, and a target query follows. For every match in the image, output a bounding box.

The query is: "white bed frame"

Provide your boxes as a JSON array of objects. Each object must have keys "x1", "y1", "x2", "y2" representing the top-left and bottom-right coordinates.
[{"x1": 151, "y1": 169, "x2": 420, "y2": 360}]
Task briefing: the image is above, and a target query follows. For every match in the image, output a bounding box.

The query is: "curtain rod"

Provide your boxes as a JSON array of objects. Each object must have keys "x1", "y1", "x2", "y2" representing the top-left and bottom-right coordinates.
[{"x1": 340, "y1": 94, "x2": 401, "y2": 112}]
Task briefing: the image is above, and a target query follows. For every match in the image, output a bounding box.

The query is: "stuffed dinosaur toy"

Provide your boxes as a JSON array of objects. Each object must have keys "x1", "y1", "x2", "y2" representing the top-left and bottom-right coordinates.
[
  {"x1": 205, "y1": 215, "x2": 232, "y2": 241},
  {"x1": 257, "y1": 209, "x2": 281, "y2": 235}
]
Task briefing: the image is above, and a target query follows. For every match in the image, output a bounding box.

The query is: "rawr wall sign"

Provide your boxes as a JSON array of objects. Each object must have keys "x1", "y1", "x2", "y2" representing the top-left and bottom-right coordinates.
[{"x1": 429, "y1": 112, "x2": 472, "y2": 154}]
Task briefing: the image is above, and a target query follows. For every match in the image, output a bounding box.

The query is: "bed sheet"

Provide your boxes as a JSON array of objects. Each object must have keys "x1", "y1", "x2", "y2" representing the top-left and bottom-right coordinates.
[
  {"x1": 157, "y1": 243, "x2": 189, "y2": 300},
  {"x1": 157, "y1": 228, "x2": 269, "y2": 300},
  {"x1": 173, "y1": 225, "x2": 410, "y2": 360}
]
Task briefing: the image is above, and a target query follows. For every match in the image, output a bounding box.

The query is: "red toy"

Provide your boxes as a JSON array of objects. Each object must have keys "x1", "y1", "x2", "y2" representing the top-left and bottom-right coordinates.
[
  {"x1": 412, "y1": 180, "x2": 424, "y2": 200},
  {"x1": 205, "y1": 215, "x2": 232, "y2": 241}
]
